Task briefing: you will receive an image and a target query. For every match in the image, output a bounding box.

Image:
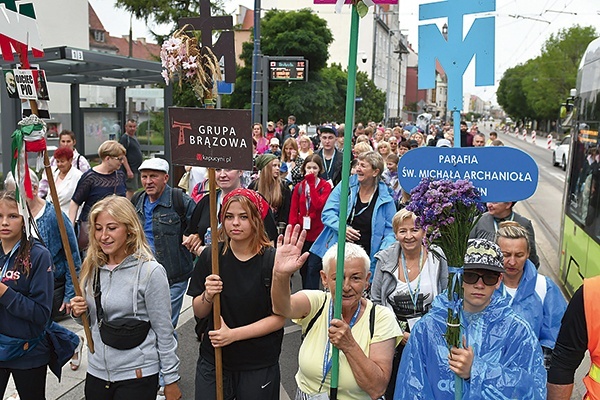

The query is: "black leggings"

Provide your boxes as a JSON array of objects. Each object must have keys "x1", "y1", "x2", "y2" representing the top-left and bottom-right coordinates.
[
  {"x1": 84, "y1": 373, "x2": 159, "y2": 400},
  {"x1": 0, "y1": 365, "x2": 47, "y2": 400}
]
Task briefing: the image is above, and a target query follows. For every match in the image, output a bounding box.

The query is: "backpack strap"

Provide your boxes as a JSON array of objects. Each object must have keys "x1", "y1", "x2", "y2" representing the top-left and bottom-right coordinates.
[
  {"x1": 172, "y1": 187, "x2": 187, "y2": 231},
  {"x1": 369, "y1": 303, "x2": 377, "y2": 339},
  {"x1": 261, "y1": 247, "x2": 276, "y2": 289},
  {"x1": 131, "y1": 190, "x2": 144, "y2": 207},
  {"x1": 535, "y1": 274, "x2": 547, "y2": 304},
  {"x1": 302, "y1": 295, "x2": 327, "y2": 341}
]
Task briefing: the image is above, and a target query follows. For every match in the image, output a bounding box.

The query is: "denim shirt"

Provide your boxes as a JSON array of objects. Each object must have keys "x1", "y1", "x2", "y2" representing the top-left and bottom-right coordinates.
[
  {"x1": 133, "y1": 185, "x2": 195, "y2": 285},
  {"x1": 36, "y1": 202, "x2": 81, "y2": 302}
]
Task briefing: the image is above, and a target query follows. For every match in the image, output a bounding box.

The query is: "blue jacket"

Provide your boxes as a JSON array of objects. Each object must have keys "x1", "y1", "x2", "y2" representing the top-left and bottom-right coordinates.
[
  {"x1": 36, "y1": 202, "x2": 81, "y2": 303},
  {"x1": 394, "y1": 293, "x2": 547, "y2": 399},
  {"x1": 133, "y1": 185, "x2": 195, "y2": 285},
  {"x1": 496, "y1": 260, "x2": 567, "y2": 349},
  {"x1": 310, "y1": 175, "x2": 396, "y2": 277},
  {"x1": 0, "y1": 241, "x2": 54, "y2": 369}
]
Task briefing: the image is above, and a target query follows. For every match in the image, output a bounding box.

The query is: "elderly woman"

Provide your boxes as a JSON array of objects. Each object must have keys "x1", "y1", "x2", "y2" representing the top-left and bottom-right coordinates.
[
  {"x1": 41, "y1": 146, "x2": 83, "y2": 215},
  {"x1": 272, "y1": 226, "x2": 401, "y2": 399},
  {"x1": 377, "y1": 141, "x2": 391, "y2": 161},
  {"x1": 69, "y1": 140, "x2": 127, "y2": 251},
  {"x1": 297, "y1": 135, "x2": 314, "y2": 160},
  {"x1": 496, "y1": 221, "x2": 566, "y2": 369},
  {"x1": 371, "y1": 209, "x2": 448, "y2": 398},
  {"x1": 312, "y1": 151, "x2": 396, "y2": 278}
]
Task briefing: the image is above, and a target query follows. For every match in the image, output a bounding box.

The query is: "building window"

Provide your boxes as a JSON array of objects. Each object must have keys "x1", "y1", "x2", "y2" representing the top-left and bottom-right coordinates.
[{"x1": 94, "y1": 30, "x2": 105, "y2": 43}]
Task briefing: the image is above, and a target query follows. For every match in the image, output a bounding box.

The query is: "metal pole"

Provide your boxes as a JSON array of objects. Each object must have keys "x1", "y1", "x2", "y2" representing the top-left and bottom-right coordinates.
[
  {"x1": 251, "y1": 0, "x2": 261, "y2": 123},
  {"x1": 330, "y1": 5, "x2": 359, "y2": 399}
]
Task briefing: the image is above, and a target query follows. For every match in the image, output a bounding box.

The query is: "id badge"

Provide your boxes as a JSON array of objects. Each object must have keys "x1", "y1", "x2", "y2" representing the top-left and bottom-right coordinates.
[
  {"x1": 308, "y1": 393, "x2": 329, "y2": 400},
  {"x1": 303, "y1": 216, "x2": 311, "y2": 230}
]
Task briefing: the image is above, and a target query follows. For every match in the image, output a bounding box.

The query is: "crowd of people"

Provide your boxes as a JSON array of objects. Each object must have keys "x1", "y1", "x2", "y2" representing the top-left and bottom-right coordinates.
[{"x1": 0, "y1": 116, "x2": 582, "y2": 400}]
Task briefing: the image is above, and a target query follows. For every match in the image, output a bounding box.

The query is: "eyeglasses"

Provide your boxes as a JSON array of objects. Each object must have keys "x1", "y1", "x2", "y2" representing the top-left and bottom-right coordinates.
[
  {"x1": 111, "y1": 156, "x2": 124, "y2": 162},
  {"x1": 463, "y1": 271, "x2": 500, "y2": 286}
]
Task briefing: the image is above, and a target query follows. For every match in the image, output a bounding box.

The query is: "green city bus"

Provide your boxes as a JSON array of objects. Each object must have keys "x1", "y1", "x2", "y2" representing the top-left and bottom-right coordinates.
[{"x1": 559, "y1": 37, "x2": 600, "y2": 296}]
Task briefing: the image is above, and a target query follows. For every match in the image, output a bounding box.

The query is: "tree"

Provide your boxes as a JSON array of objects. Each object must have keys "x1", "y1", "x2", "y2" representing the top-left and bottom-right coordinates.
[
  {"x1": 115, "y1": 0, "x2": 227, "y2": 40},
  {"x1": 355, "y1": 71, "x2": 385, "y2": 123},
  {"x1": 497, "y1": 25, "x2": 597, "y2": 124}
]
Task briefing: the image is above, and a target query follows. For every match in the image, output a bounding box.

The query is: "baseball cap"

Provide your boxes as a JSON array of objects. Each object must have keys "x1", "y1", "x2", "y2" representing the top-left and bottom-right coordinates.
[
  {"x1": 436, "y1": 139, "x2": 452, "y2": 148},
  {"x1": 270, "y1": 137, "x2": 280, "y2": 146},
  {"x1": 463, "y1": 239, "x2": 505, "y2": 273},
  {"x1": 138, "y1": 158, "x2": 169, "y2": 173},
  {"x1": 319, "y1": 124, "x2": 338, "y2": 136}
]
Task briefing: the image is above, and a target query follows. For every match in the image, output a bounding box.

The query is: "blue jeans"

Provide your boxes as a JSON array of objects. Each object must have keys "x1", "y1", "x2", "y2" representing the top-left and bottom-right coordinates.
[{"x1": 170, "y1": 279, "x2": 189, "y2": 329}]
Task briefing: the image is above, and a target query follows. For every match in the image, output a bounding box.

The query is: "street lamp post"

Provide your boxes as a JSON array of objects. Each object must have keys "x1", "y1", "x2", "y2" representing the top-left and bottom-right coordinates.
[{"x1": 385, "y1": 30, "x2": 393, "y2": 127}]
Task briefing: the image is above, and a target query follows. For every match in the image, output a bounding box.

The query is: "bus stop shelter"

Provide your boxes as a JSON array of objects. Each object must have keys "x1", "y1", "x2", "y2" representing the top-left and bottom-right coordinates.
[{"x1": 0, "y1": 46, "x2": 173, "y2": 178}]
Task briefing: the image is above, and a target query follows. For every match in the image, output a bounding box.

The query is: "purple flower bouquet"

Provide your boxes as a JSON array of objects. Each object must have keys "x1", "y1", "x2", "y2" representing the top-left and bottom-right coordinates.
[{"x1": 406, "y1": 178, "x2": 486, "y2": 348}]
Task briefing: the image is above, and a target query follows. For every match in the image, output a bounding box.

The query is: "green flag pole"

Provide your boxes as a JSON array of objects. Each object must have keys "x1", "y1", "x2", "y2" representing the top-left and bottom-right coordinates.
[{"x1": 330, "y1": 4, "x2": 359, "y2": 399}]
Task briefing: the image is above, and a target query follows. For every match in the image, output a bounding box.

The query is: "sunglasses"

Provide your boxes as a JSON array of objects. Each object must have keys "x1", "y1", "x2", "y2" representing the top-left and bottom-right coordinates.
[{"x1": 463, "y1": 271, "x2": 500, "y2": 286}]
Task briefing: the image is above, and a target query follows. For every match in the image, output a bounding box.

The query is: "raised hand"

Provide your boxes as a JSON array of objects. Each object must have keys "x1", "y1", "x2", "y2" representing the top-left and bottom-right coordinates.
[{"x1": 274, "y1": 224, "x2": 309, "y2": 276}]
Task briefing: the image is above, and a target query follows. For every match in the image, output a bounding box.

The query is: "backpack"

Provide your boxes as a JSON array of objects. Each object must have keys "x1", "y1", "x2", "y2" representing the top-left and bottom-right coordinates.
[
  {"x1": 301, "y1": 296, "x2": 377, "y2": 341},
  {"x1": 131, "y1": 187, "x2": 187, "y2": 233}
]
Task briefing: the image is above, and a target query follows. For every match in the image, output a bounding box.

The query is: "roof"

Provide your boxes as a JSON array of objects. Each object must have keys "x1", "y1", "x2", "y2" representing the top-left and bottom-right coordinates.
[
  {"x1": 107, "y1": 36, "x2": 161, "y2": 60},
  {"x1": 0, "y1": 46, "x2": 163, "y2": 87}
]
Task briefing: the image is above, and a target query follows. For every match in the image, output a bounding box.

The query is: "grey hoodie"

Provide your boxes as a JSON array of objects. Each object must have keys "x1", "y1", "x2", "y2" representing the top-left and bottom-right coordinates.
[
  {"x1": 371, "y1": 242, "x2": 448, "y2": 309},
  {"x1": 84, "y1": 253, "x2": 180, "y2": 385}
]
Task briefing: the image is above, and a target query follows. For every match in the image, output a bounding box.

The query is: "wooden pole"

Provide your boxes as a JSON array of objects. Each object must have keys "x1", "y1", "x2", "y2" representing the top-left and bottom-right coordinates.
[
  {"x1": 29, "y1": 99, "x2": 95, "y2": 353},
  {"x1": 208, "y1": 167, "x2": 223, "y2": 400}
]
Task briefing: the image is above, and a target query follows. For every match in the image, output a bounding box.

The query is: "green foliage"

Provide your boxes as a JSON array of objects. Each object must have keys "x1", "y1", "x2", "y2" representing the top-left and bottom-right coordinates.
[
  {"x1": 136, "y1": 110, "x2": 165, "y2": 145},
  {"x1": 115, "y1": 0, "x2": 227, "y2": 41},
  {"x1": 355, "y1": 71, "x2": 385, "y2": 123},
  {"x1": 497, "y1": 25, "x2": 597, "y2": 123}
]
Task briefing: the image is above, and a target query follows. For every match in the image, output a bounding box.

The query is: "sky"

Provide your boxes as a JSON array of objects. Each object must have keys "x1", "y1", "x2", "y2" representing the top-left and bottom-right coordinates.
[{"x1": 89, "y1": 0, "x2": 600, "y2": 105}]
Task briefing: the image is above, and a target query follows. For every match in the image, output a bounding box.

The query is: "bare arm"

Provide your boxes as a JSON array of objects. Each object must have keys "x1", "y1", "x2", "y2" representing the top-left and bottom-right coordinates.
[
  {"x1": 192, "y1": 274, "x2": 222, "y2": 319},
  {"x1": 68, "y1": 200, "x2": 80, "y2": 225},
  {"x1": 330, "y1": 320, "x2": 396, "y2": 399},
  {"x1": 547, "y1": 383, "x2": 574, "y2": 400},
  {"x1": 271, "y1": 224, "x2": 310, "y2": 319},
  {"x1": 208, "y1": 314, "x2": 285, "y2": 348}
]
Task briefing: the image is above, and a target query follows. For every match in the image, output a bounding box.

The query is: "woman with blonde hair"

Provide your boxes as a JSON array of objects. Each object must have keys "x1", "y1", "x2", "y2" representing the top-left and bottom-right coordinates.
[
  {"x1": 69, "y1": 140, "x2": 127, "y2": 251},
  {"x1": 377, "y1": 141, "x2": 392, "y2": 161},
  {"x1": 188, "y1": 188, "x2": 284, "y2": 399},
  {"x1": 70, "y1": 196, "x2": 181, "y2": 400},
  {"x1": 495, "y1": 221, "x2": 566, "y2": 369},
  {"x1": 297, "y1": 135, "x2": 313, "y2": 159},
  {"x1": 352, "y1": 141, "x2": 374, "y2": 158},
  {"x1": 281, "y1": 137, "x2": 304, "y2": 185},
  {"x1": 249, "y1": 154, "x2": 291, "y2": 226}
]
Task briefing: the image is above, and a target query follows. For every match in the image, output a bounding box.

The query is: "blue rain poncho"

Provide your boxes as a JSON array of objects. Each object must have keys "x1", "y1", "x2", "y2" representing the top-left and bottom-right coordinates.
[
  {"x1": 394, "y1": 293, "x2": 546, "y2": 399},
  {"x1": 496, "y1": 259, "x2": 566, "y2": 349}
]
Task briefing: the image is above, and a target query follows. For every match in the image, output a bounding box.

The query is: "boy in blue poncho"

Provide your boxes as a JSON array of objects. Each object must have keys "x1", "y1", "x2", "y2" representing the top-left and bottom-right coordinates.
[{"x1": 394, "y1": 239, "x2": 546, "y2": 399}]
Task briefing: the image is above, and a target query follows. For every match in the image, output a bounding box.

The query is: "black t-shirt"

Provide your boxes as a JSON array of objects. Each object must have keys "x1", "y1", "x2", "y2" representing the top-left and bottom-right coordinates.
[
  {"x1": 187, "y1": 245, "x2": 283, "y2": 370},
  {"x1": 348, "y1": 188, "x2": 377, "y2": 257},
  {"x1": 547, "y1": 285, "x2": 587, "y2": 384},
  {"x1": 119, "y1": 133, "x2": 143, "y2": 172}
]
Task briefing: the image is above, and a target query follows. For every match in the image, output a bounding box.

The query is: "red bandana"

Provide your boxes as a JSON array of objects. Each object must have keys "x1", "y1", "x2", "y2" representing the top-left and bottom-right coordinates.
[{"x1": 221, "y1": 188, "x2": 270, "y2": 221}]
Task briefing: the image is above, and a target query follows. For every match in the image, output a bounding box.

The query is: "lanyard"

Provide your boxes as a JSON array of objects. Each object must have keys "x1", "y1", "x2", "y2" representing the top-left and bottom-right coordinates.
[
  {"x1": 323, "y1": 151, "x2": 335, "y2": 179},
  {"x1": 348, "y1": 188, "x2": 376, "y2": 225},
  {"x1": 321, "y1": 298, "x2": 362, "y2": 387},
  {"x1": 304, "y1": 178, "x2": 320, "y2": 215},
  {"x1": 1, "y1": 241, "x2": 21, "y2": 281},
  {"x1": 401, "y1": 249, "x2": 424, "y2": 309},
  {"x1": 493, "y1": 212, "x2": 514, "y2": 232}
]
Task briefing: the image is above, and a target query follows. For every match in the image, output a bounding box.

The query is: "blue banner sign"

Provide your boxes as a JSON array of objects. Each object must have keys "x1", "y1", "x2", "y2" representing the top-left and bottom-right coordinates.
[{"x1": 398, "y1": 147, "x2": 539, "y2": 202}]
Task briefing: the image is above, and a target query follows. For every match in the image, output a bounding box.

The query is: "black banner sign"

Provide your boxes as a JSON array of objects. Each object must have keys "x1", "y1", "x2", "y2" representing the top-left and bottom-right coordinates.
[{"x1": 168, "y1": 107, "x2": 253, "y2": 170}]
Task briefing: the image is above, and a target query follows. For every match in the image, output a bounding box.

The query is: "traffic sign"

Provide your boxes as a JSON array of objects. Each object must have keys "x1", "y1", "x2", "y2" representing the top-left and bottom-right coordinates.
[
  {"x1": 398, "y1": 147, "x2": 539, "y2": 202},
  {"x1": 217, "y1": 81, "x2": 234, "y2": 95}
]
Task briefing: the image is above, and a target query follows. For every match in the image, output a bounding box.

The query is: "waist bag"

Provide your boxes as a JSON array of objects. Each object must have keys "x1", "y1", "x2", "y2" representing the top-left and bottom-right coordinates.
[
  {"x1": 0, "y1": 329, "x2": 46, "y2": 361},
  {"x1": 94, "y1": 268, "x2": 150, "y2": 350}
]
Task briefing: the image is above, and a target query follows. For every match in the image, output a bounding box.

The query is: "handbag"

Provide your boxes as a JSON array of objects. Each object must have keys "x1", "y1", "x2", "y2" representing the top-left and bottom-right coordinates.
[
  {"x1": 94, "y1": 269, "x2": 151, "y2": 350},
  {"x1": 76, "y1": 220, "x2": 89, "y2": 251}
]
